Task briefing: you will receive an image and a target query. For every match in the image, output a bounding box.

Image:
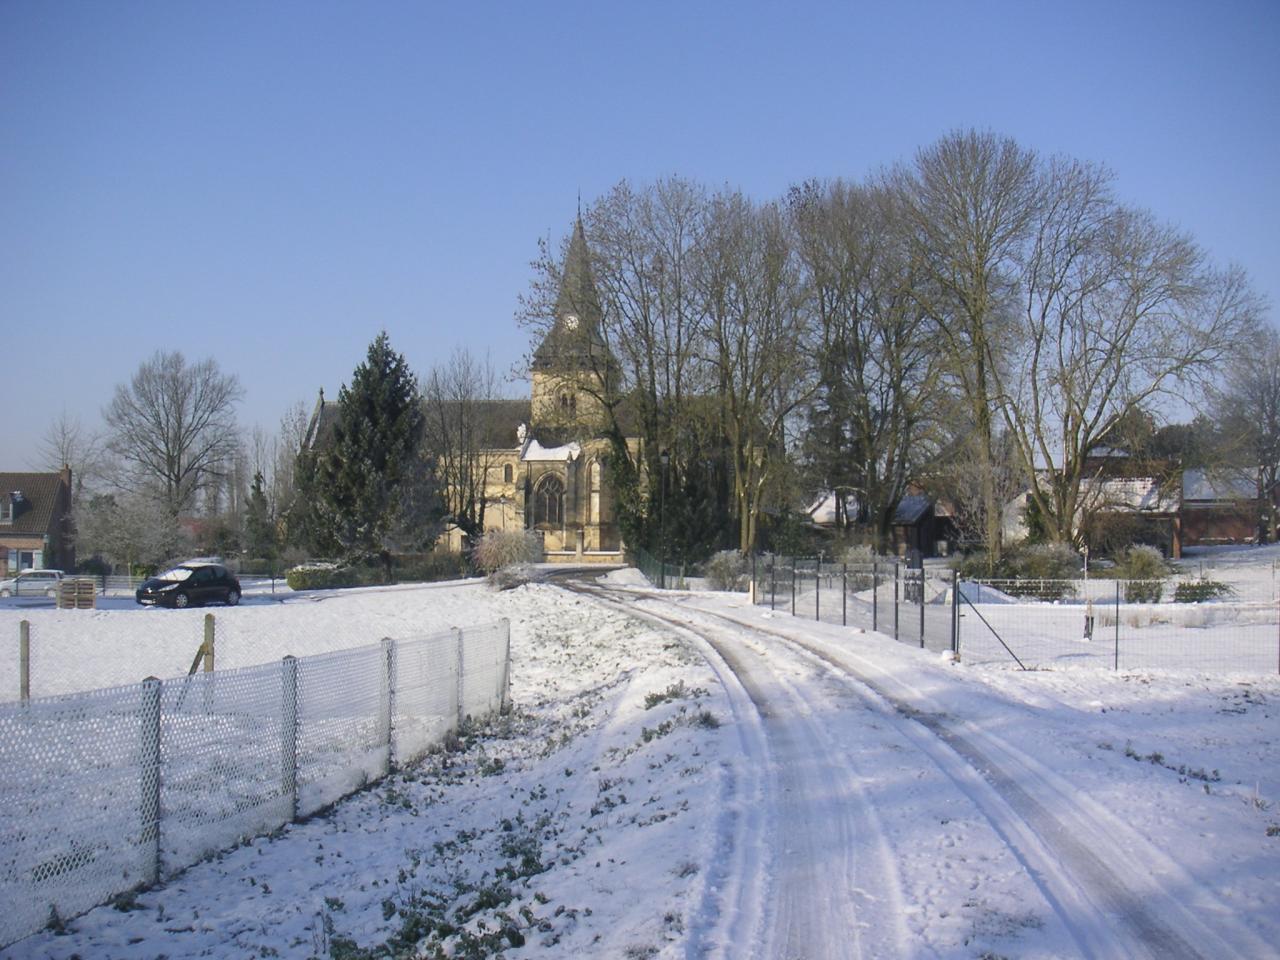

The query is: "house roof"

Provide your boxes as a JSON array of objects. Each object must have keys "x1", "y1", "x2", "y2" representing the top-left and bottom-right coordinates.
[
  {"x1": 1183, "y1": 468, "x2": 1257, "y2": 503},
  {"x1": 0, "y1": 472, "x2": 68, "y2": 538},
  {"x1": 892, "y1": 494, "x2": 932, "y2": 526}
]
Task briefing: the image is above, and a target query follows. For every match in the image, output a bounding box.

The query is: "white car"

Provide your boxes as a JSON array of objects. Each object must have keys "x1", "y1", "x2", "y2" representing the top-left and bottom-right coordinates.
[{"x1": 0, "y1": 569, "x2": 64, "y2": 598}]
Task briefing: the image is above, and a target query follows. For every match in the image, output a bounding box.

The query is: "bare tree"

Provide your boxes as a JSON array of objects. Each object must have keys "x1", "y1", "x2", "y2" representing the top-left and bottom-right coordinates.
[
  {"x1": 34, "y1": 411, "x2": 106, "y2": 507},
  {"x1": 895, "y1": 129, "x2": 1042, "y2": 564},
  {"x1": 422, "y1": 349, "x2": 505, "y2": 549},
  {"x1": 103, "y1": 351, "x2": 243, "y2": 515},
  {"x1": 790, "y1": 179, "x2": 950, "y2": 549},
  {"x1": 77, "y1": 491, "x2": 189, "y2": 571},
  {"x1": 998, "y1": 160, "x2": 1263, "y2": 544},
  {"x1": 1214, "y1": 324, "x2": 1280, "y2": 541},
  {"x1": 698, "y1": 192, "x2": 812, "y2": 552}
]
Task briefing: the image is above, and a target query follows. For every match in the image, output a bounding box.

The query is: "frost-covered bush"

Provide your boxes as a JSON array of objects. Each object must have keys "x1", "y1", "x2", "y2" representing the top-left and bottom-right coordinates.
[
  {"x1": 1113, "y1": 545, "x2": 1170, "y2": 602},
  {"x1": 839, "y1": 544, "x2": 876, "y2": 567},
  {"x1": 955, "y1": 543, "x2": 1081, "y2": 598},
  {"x1": 285, "y1": 563, "x2": 378, "y2": 590},
  {"x1": 1012, "y1": 543, "x2": 1082, "y2": 580},
  {"x1": 705, "y1": 550, "x2": 748, "y2": 592},
  {"x1": 472, "y1": 530, "x2": 540, "y2": 575},
  {"x1": 1173, "y1": 579, "x2": 1233, "y2": 603},
  {"x1": 488, "y1": 563, "x2": 538, "y2": 591}
]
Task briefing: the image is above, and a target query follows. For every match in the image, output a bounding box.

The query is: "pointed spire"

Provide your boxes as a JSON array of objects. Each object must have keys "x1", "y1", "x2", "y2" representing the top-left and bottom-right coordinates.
[{"x1": 534, "y1": 213, "x2": 609, "y2": 371}]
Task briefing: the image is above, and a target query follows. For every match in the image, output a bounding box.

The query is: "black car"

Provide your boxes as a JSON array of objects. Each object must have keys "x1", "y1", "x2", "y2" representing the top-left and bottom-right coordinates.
[{"x1": 136, "y1": 563, "x2": 241, "y2": 608}]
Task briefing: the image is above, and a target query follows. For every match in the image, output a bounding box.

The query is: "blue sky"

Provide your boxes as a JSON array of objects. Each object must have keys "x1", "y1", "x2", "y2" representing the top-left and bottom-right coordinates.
[{"x1": 3, "y1": 0, "x2": 1277, "y2": 468}]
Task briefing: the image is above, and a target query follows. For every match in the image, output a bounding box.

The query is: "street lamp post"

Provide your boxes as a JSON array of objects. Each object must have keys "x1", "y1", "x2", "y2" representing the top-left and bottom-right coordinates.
[{"x1": 659, "y1": 451, "x2": 670, "y2": 589}]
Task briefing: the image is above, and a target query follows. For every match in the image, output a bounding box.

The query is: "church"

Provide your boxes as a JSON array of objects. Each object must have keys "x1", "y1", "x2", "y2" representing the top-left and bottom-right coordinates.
[{"x1": 304, "y1": 216, "x2": 637, "y2": 563}]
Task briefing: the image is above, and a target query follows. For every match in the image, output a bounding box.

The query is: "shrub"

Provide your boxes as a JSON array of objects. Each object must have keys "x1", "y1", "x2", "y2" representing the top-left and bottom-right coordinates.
[
  {"x1": 954, "y1": 543, "x2": 1081, "y2": 599},
  {"x1": 1108, "y1": 545, "x2": 1170, "y2": 602},
  {"x1": 285, "y1": 563, "x2": 377, "y2": 590},
  {"x1": 488, "y1": 563, "x2": 538, "y2": 591},
  {"x1": 284, "y1": 553, "x2": 471, "y2": 590},
  {"x1": 705, "y1": 550, "x2": 748, "y2": 591},
  {"x1": 1012, "y1": 543, "x2": 1081, "y2": 580},
  {"x1": 1173, "y1": 579, "x2": 1234, "y2": 603},
  {"x1": 473, "y1": 531, "x2": 541, "y2": 590}
]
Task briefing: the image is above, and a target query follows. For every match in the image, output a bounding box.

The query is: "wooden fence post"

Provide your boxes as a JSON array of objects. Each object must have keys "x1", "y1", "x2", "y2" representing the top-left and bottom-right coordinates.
[{"x1": 203, "y1": 615, "x2": 215, "y2": 673}]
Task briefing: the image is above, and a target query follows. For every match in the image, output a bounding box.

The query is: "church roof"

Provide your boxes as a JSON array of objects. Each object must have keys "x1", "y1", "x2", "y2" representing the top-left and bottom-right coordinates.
[
  {"x1": 304, "y1": 397, "x2": 532, "y2": 452},
  {"x1": 533, "y1": 216, "x2": 612, "y2": 371}
]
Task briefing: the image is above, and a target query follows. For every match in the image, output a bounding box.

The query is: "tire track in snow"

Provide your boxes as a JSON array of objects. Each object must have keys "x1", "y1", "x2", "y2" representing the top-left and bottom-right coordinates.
[
  {"x1": 573, "y1": 582, "x2": 911, "y2": 960},
  {"x1": 668, "y1": 595, "x2": 1274, "y2": 960}
]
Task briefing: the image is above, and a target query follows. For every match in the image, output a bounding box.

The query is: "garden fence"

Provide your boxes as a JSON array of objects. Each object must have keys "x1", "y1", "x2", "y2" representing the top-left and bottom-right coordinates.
[
  {"x1": 744, "y1": 556, "x2": 1279, "y2": 676},
  {"x1": 0, "y1": 620, "x2": 510, "y2": 949}
]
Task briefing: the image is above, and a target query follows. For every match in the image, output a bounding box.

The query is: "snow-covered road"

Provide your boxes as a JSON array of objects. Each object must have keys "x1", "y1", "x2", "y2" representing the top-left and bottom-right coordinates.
[{"x1": 579, "y1": 575, "x2": 1277, "y2": 959}]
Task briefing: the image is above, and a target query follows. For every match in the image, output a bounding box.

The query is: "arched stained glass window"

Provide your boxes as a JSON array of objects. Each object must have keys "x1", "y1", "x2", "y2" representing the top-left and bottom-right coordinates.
[{"x1": 534, "y1": 474, "x2": 564, "y2": 527}]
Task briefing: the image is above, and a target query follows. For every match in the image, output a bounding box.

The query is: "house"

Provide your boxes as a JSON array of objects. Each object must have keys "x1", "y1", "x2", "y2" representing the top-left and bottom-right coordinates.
[
  {"x1": 304, "y1": 216, "x2": 638, "y2": 563},
  {"x1": 805, "y1": 488, "x2": 958, "y2": 558},
  {"x1": 0, "y1": 467, "x2": 75, "y2": 576},
  {"x1": 1180, "y1": 468, "x2": 1276, "y2": 546}
]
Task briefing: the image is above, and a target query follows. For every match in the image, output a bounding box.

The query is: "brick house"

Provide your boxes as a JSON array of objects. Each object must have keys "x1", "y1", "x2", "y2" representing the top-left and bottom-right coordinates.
[{"x1": 0, "y1": 467, "x2": 75, "y2": 576}]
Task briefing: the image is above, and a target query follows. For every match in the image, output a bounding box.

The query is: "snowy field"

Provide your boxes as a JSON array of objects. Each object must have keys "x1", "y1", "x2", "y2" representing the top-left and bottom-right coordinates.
[{"x1": 1, "y1": 548, "x2": 1278, "y2": 958}]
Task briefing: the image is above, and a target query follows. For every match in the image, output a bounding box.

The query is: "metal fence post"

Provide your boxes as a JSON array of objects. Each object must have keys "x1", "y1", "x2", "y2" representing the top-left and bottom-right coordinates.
[
  {"x1": 919, "y1": 568, "x2": 926, "y2": 649},
  {"x1": 379, "y1": 638, "x2": 395, "y2": 775},
  {"x1": 281, "y1": 656, "x2": 298, "y2": 822},
  {"x1": 140, "y1": 677, "x2": 162, "y2": 886},
  {"x1": 770, "y1": 560, "x2": 776, "y2": 611},
  {"x1": 894, "y1": 563, "x2": 900, "y2": 642},
  {"x1": 791, "y1": 559, "x2": 796, "y2": 616},
  {"x1": 455, "y1": 627, "x2": 466, "y2": 730},
  {"x1": 842, "y1": 563, "x2": 847, "y2": 627},
  {"x1": 1114, "y1": 581, "x2": 1121, "y2": 672},
  {"x1": 951, "y1": 569, "x2": 960, "y2": 657},
  {"x1": 872, "y1": 562, "x2": 878, "y2": 633},
  {"x1": 815, "y1": 561, "x2": 821, "y2": 622},
  {"x1": 19, "y1": 620, "x2": 30, "y2": 703},
  {"x1": 499, "y1": 618, "x2": 512, "y2": 713}
]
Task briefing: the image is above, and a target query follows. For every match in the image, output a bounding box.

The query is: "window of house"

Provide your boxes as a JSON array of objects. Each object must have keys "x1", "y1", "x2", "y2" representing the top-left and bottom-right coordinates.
[
  {"x1": 533, "y1": 475, "x2": 564, "y2": 527},
  {"x1": 503, "y1": 464, "x2": 513, "y2": 484}
]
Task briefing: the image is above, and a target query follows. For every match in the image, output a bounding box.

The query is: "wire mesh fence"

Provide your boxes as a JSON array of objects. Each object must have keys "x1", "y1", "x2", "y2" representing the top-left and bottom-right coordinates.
[
  {"x1": 747, "y1": 556, "x2": 1279, "y2": 675},
  {"x1": 0, "y1": 621, "x2": 509, "y2": 949}
]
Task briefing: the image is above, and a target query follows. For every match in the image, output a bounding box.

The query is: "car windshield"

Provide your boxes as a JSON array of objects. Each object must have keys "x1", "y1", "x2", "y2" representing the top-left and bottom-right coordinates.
[{"x1": 155, "y1": 567, "x2": 194, "y2": 582}]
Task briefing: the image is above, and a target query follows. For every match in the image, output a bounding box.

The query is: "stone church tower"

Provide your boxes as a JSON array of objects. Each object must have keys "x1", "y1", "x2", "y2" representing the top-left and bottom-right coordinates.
[
  {"x1": 530, "y1": 216, "x2": 618, "y2": 437},
  {"x1": 520, "y1": 215, "x2": 628, "y2": 557}
]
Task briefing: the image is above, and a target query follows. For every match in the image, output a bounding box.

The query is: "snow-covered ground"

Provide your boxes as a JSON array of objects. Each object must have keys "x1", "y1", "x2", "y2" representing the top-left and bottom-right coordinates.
[{"x1": 2, "y1": 549, "x2": 1278, "y2": 958}]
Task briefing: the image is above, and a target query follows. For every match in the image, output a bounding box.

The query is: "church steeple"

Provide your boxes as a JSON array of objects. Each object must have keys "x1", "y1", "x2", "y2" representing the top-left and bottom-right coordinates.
[
  {"x1": 534, "y1": 215, "x2": 607, "y2": 371},
  {"x1": 531, "y1": 214, "x2": 617, "y2": 435}
]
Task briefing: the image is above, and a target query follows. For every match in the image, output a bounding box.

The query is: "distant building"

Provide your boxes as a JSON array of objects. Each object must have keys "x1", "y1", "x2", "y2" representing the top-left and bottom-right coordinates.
[
  {"x1": 0, "y1": 467, "x2": 75, "y2": 575},
  {"x1": 304, "y1": 216, "x2": 639, "y2": 562},
  {"x1": 1181, "y1": 468, "x2": 1276, "y2": 546}
]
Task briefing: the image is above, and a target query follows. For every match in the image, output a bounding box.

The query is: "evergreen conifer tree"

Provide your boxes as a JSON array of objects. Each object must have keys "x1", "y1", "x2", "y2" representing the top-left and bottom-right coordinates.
[
  {"x1": 311, "y1": 332, "x2": 443, "y2": 574},
  {"x1": 244, "y1": 470, "x2": 276, "y2": 562}
]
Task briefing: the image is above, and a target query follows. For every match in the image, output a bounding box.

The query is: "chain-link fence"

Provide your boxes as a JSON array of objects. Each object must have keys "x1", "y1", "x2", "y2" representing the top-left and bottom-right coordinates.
[
  {"x1": 748, "y1": 556, "x2": 1280, "y2": 675},
  {"x1": 0, "y1": 621, "x2": 509, "y2": 949}
]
